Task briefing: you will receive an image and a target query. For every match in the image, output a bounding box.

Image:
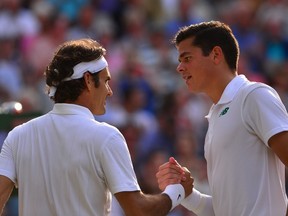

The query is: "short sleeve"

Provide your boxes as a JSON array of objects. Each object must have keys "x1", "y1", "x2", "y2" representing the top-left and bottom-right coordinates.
[
  {"x1": 100, "y1": 131, "x2": 140, "y2": 194},
  {"x1": 0, "y1": 133, "x2": 17, "y2": 184},
  {"x1": 243, "y1": 86, "x2": 288, "y2": 146}
]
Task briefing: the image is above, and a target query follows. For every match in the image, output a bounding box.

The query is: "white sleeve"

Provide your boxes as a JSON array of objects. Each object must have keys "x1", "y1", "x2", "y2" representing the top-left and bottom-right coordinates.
[
  {"x1": 243, "y1": 86, "x2": 288, "y2": 146},
  {"x1": 0, "y1": 135, "x2": 17, "y2": 184},
  {"x1": 181, "y1": 188, "x2": 215, "y2": 216},
  {"x1": 100, "y1": 131, "x2": 140, "y2": 194}
]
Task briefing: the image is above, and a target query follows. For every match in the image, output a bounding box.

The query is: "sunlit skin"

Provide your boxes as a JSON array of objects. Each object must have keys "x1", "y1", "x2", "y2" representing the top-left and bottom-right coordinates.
[
  {"x1": 177, "y1": 40, "x2": 213, "y2": 93},
  {"x1": 91, "y1": 68, "x2": 113, "y2": 115},
  {"x1": 156, "y1": 157, "x2": 189, "y2": 191},
  {"x1": 0, "y1": 176, "x2": 14, "y2": 214},
  {"x1": 75, "y1": 68, "x2": 113, "y2": 115},
  {"x1": 176, "y1": 37, "x2": 235, "y2": 104}
]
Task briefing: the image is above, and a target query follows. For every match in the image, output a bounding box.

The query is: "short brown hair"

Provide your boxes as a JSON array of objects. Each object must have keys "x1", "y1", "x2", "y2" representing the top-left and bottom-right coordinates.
[
  {"x1": 45, "y1": 39, "x2": 106, "y2": 103},
  {"x1": 173, "y1": 21, "x2": 239, "y2": 71}
]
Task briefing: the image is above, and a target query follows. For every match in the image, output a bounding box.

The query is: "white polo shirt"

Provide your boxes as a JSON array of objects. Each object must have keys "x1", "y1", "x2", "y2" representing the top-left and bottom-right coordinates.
[
  {"x1": 205, "y1": 75, "x2": 288, "y2": 216},
  {"x1": 0, "y1": 104, "x2": 140, "y2": 216}
]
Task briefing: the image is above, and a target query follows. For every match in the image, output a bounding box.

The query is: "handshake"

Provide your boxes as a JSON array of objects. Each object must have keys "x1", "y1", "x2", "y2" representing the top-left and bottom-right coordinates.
[{"x1": 157, "y1": 157, "x2": 213, "y2": 215}]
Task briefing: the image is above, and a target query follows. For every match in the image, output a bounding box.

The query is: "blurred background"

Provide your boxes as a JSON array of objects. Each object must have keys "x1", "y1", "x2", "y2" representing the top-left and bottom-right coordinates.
[{"x1": 0, "y1": 0, "x2": 288, "y2": 215}]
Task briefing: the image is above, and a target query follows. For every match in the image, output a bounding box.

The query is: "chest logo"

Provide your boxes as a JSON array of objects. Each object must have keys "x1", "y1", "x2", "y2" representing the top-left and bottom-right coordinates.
[{"x1": 219, "y1": 107, "x2": 229, "y2": 117}]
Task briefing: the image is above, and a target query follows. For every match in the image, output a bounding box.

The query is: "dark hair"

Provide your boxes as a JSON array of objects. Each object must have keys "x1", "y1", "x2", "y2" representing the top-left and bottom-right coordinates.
[
  {"x1": 45, "y1": 38, "x2": 106, "y2": 103},
  {"x1": 173, "y1": 21, "x2": 239, "y2": 71}
]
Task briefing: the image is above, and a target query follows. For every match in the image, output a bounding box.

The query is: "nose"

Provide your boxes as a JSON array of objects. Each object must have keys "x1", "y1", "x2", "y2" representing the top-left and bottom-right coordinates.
[
  {"x1": 176, "y1": 63, "x2": 184, "y2": 73},
  {"x1": 108, "y1": 86, "x2": 113, "y2": 96}
]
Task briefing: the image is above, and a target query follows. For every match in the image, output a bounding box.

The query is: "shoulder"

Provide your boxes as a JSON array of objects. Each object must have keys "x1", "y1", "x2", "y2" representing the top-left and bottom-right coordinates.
[
  {"x1": 242, "y1": 81, "x2": 271, "y2": 93},
  {"x1": 7, "y1": 114, "x2": 44, "y2": 136},
  {"x1": 92, "y1": 121, "x2": 122, "y2": 135},
  {"x1": 83, "y1": 120, "x2": 125, "y2": 145},
  {"x1": 241, "y1": 82, "x2": 279, "y2": 101},
  {"x1": 240, "y1": 82, "x2": 286, "y2": 119},
  {"x1": 241, "y1": 82, "x2": 287, "y2": 117}
]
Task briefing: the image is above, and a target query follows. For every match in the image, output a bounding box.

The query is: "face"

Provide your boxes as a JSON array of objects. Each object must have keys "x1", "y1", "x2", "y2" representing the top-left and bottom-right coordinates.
[
  {"x1": 176, "y1": 38, "x2": 214, "y2": 93},
  {"x1": 92, "y1": 68, "x2": 113, "y2": 115}
]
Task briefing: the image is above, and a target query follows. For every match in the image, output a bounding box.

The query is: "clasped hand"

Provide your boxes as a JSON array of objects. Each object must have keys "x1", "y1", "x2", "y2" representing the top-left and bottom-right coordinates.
[{"x1": 156, "y1": 157, "x2": 194, "y2": 198}]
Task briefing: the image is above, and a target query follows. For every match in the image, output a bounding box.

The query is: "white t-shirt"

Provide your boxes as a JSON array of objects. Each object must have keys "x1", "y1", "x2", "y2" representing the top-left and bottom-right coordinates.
[
  {"x1": 205, "y1": 75, "x2": 288, "y2": 216},
  {"x1": 0, "y1": 103, "x2": 140, "y2": 216}
]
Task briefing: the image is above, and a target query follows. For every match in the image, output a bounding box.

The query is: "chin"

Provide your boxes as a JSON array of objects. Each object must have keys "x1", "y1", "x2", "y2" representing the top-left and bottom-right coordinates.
[{"x1": 188, "y1": 87, "x2": 198, "y2": 93}]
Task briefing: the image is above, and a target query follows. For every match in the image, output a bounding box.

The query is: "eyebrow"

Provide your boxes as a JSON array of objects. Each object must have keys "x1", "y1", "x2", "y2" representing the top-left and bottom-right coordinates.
[
  {"x1": 178, "y1": 51, "x2": 192, "y2": 62},
  {"x1": 179, "y1": 52, "x2": 191, "y2": 58}
]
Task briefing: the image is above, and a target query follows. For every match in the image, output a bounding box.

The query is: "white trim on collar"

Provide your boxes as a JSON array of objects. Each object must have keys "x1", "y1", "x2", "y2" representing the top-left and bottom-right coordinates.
[{"x1": 217, "y1": 75, "x2": 248, "y2": 105}]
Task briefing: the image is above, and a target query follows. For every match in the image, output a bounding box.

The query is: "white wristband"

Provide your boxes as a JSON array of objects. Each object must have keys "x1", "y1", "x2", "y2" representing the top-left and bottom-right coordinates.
[
  {"x1": 181, "y1": 188, "x2": 213, "y2": 215},
  {"x1": 162, "y1": 184, "x2": 185, "y2": 211},
  {"x1": 181, "y1": 188, "x2": 202, "y2": 211}
]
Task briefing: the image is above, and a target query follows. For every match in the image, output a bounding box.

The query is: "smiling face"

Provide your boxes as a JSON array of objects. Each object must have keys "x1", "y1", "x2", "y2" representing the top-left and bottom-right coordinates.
[
  {"x1": 176, "y1": 37, "x2": 214, "y2": 94},
  {"x1": 91, "y1": 68, "x2": 113, "y2": 115}
]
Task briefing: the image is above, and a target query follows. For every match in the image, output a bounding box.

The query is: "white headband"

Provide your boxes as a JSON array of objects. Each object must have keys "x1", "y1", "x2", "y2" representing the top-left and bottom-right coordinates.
[{"x1": 48, "y1": 56, "x2": 108, "y2": 97}]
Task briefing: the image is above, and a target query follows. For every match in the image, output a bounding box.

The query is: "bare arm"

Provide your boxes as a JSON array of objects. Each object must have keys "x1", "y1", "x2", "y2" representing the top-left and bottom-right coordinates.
[
  {"x1": 114, "y1": 164, "x2": 193, "y2": 216},
  {"x1": 156, "y1": 157, "x2": 215, "y2": 216},
  {"x1": 268, "y1": 131, "x2": 288, "y2": 216},
  {"x1": 115, "y1": 191, "x2": 171, "y2": 216},
  {"x1": 0, "y1": 175, "x2": 14, "y2": 215},
  {"x1": 268, "y1": 131, "x2": 288, "y2": 166}
]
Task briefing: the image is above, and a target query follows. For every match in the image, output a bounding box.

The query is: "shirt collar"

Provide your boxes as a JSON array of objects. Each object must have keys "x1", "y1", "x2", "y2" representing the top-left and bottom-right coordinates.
[
  {"x1": 217, "y1": 74, "x2": 248, "y2": 105},
  {"x1": 50, "y1": 103, "x2": 95, "y2": 120}
]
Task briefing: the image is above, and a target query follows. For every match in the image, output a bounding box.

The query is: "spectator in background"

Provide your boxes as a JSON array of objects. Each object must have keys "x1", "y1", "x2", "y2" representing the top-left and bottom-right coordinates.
[
  {"x1": 0, "y1": 0, "x2": 40, "y2": 40},
  {"x1": 46, "y1": 0, "x2": 89, "y2": 22},
  {"x1": 22, "y1": 7, "x2": 69, "y2": 113},
  {"x1": 173, "y1": 131, "x2": 210, "y2": 196},
  {"x1": 0, "y1": 38, "x2": 23, "y2": 104},
  {"x1": 267, "y1": 62, "x2": 288, "y2": 110},
  {"x1": 136, "y1": 92, "x2": 178, "y2": 164}
]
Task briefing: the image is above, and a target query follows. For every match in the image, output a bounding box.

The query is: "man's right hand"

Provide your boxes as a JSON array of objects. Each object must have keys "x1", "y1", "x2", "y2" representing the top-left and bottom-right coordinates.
[{"x1": 156, "y1": 157, "x2": 194, "y2": 197}]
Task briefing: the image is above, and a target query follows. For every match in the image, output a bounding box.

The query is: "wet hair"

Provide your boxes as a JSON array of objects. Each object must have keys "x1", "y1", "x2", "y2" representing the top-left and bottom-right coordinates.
[
  {"x1": 173, "y1": 21, "x2": 239, "y2": 71},
  {"x1": 44, "y1": 38, "x2": 106, "y2": 103}
]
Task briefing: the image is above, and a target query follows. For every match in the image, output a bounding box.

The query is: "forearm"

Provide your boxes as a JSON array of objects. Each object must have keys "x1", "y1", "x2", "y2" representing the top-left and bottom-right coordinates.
[
  {"x1": 181, "y1": 188, "x2": 215, "y2": 216},
  {"x1": 136, "y1": 193, "x2": 172, "y2": 216},
  {"x1": 0, "y1": 190, "x2": 12, "y2": 214},
  {"x1": 116, "y1": 192, "x2": 172, "y2": 216},
  {"x1": 116, "y1": 184, "x2": 185, "y2": 216},
  {"x1": 0, "y1": 176, "x2": 14, "y2": 215},
  {"x1": 136, "y1": 186, "x2": 184, "y2": 216}
]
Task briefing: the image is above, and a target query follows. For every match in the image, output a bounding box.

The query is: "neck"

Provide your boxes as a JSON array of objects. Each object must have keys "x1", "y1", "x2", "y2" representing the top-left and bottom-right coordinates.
[{"x1": 208, "y1": 73, "x2": 237, "y2": 104}]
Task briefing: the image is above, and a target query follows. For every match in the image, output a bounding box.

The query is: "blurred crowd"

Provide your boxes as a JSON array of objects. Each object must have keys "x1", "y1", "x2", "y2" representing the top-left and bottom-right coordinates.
[{"x1": 0, "y1": 0, "x2": 288, "y2": 215}]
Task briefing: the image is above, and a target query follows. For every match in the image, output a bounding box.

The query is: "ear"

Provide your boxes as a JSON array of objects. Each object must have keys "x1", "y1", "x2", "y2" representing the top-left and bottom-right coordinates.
[
  {"x1": 83, "y1": 72, "x2": 92, "y2": 91},
  {"x1": 211, "y1": 46, "x2": 223, "y2": 64}
]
